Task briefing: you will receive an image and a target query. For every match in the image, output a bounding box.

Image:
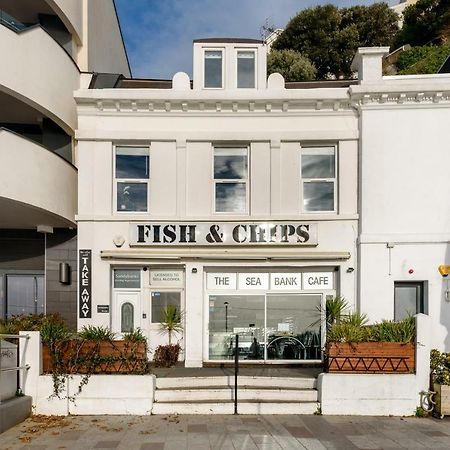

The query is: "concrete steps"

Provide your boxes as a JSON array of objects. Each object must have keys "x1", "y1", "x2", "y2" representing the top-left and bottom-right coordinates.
[{"x1": 153, "y1": 376, "x2": 319, "y2": 415}]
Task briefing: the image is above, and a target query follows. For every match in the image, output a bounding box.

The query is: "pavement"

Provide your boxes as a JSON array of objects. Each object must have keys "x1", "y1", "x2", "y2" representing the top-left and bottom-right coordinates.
[{"x1": 1, "y1": 414, "x2": 450, "y2": 450}]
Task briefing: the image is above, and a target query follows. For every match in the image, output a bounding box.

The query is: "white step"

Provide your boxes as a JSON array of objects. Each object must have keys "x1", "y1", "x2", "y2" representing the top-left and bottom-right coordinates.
[
  {"x1": 155, "y1": 376, "x2": 316, "y2": 390},
  {"x1": 152, "y1": 401, "x2": 319, "y2": 415},
  {"x1": 155, "y1": 388, "x2": 317, "y2": 402}
]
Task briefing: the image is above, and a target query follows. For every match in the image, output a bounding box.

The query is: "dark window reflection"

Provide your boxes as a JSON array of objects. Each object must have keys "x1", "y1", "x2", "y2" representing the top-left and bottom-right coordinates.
[
  {"x1": 216, "y1": 183, "x2": 246, "y2": 212},
  {"x1": 116, "y1": 152, "x2": 149, "y2": 179},
  {"x1": 303, "y1": 182, "x2": 334, "y2": 212},
  {"x1": 214, "y1": 155, "x2": 247, "y2": 179},
  {"x1": 117, "y1": 182, "x2": 148, "y2": 212},
  {"x1": 302, "y1": 154, "x2": 335, "y2": 179}
]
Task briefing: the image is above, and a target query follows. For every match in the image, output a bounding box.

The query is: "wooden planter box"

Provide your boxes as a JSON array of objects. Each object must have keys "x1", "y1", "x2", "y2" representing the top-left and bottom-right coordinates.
[
  {"x1": 433, "y1": 383, "x2": 450, "y2": 417},
  {"x1": 326, "y1": 342, "x2": 415, "y2": 373},
  {"x1": 42, "y1": 340, "x2": 147, "y2": 374}
]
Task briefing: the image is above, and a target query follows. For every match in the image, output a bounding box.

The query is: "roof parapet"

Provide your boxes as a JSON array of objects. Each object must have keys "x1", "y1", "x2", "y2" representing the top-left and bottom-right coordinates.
[{"x1": 351, "y1": 47, "x2": 390, "y2": 84}]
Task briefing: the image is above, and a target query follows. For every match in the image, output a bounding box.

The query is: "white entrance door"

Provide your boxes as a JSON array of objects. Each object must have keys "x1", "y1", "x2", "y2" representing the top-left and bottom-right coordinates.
[
  {"x1": 148, "y1": 290, "x2": 184, "y2": 360},
  {"x1": 112, "y1": 291, "x2": 141, "y2": 337}
]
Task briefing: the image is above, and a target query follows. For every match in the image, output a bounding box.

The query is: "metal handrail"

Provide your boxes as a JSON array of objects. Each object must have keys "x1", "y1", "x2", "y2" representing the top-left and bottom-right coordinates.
[
  {"x1": 234, "y1": 334, "x2": 239, "y2": 415},
  {"x1": 0, "y1": 334, "x2": 30, "y2": 339},
  {"x1": 0, "y1": 365, "x2": 30, "y2": 373}
]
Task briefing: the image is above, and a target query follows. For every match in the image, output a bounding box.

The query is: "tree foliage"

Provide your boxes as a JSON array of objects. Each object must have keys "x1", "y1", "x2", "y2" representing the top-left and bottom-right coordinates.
[
  {"x1": 272, "y1": 3, "x2": 399, "y2": 79},
  {"x1": 267, "y1": 49, "x2": 317, "y2": 81},
  {"x1": 396, "y1": 44, "x2": 450, "y2": 74},
  {"x1": 394, "y1": 0, "x2": 450, "y2": 48}
]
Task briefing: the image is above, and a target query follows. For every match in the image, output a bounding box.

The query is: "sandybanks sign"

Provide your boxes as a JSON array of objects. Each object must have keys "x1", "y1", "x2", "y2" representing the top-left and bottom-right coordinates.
[{"x1": 130, "y1": 222, "x2": 318, "y2": 246}]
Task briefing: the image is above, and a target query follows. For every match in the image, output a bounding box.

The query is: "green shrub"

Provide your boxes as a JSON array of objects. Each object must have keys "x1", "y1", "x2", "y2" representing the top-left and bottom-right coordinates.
[
  {"x1": 0, "y1": 313, "x2": 66, "y2": 336},
  {"x1": 397, "y1": 45, "x2": 450, "y2": 74},
  {"x1": 123, "y1": 327, "x2": 147, "y2": 343},
  {"x1": 430, "y1": 349, "x2": 450, "y2": 385},
  {"x1": 368, "y1": 316, "x2": 416, "y2": 343},
  {"x1": 40, "y1": 319, "x2": 71, "y2": 343},
  {"x1": 78, "y1": 325, "x2": 115, "y2": 341},
  {"x1": 327, "y1": 315, "x2": 415, "y2": 343}
]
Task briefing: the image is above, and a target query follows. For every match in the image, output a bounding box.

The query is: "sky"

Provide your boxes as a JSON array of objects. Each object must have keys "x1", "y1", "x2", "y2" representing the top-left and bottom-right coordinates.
[{"x1": 115, "y1": 0, "x2": 397, "y2": 79}]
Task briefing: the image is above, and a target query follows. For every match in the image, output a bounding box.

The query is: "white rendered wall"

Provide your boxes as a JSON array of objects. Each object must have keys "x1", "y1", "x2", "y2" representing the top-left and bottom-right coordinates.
[
  {"x1": 0, "y1": 25, "x2": 79, "y2": 133},
  {"x1": 359, "y1": 105, "x2": 450, "y2": 350}
]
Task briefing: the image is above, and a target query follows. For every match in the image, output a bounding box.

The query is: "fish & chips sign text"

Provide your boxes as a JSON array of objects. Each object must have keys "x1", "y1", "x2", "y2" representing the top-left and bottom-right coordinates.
[{"x1": 130, "y1": 222, "x2": 318, "y2": 246}]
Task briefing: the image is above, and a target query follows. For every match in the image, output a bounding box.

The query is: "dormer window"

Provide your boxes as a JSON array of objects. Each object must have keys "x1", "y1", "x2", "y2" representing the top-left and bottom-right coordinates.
[
  {"x1": 237, "y1": 51, "x2": 255, "y2": 88},
  {"x1": 204, "y1": 50, "x2": 223, "y2": 88}
]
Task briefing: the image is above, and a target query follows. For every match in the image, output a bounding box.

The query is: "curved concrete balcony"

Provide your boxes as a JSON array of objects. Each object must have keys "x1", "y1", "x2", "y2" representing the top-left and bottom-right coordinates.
[
  {"x1": 0, "y1": 23, "x2": 79, "y2": 134},
  {"x1": 0, "y1": 128, "x2": 77, "y2": 228},
  {"x1": 45, "y1": 0, "x2": 82, "y2": 43}
]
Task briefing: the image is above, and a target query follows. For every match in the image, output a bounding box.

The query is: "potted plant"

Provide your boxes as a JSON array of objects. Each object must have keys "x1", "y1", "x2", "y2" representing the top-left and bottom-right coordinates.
[
  {"x1": 430, "y1": 349, "x2": 450, "y2": 418},
  {"x1": 153, "y1": 305, "x2": 183, "y2": 367},
  {"x1": 326, "y1": 315, "x2": 416, "y2": 373}
]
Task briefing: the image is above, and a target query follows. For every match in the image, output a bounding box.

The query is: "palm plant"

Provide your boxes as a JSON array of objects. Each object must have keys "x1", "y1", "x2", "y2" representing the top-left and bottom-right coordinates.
[
  {"x1": 159, "y1": 305, "x2": 183, "y2": 345},
  {"x1": 311, "y1": 296, "x2": 349, "y2": 331}
]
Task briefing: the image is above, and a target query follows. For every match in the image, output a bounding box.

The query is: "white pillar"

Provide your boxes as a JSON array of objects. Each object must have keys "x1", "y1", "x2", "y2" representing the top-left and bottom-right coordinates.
[
  {"x1": 351, "y1": 47, "x2": 390, "y2": 84},
  {"x1": 184, "y1": 262, "x2": 204, "y2": 367},
  {"x1": 19, "y1": 331, "x2": 41, "y2": 402}
]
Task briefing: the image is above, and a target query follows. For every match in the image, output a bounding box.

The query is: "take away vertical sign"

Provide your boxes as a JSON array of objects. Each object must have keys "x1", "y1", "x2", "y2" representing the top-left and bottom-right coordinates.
[{"x1": 79, "y1": 249, "x2": 92, "y2": 318}]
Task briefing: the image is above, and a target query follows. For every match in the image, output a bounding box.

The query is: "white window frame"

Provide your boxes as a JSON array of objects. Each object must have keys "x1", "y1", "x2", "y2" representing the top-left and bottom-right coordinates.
[
  {"x1": 236, "y1": 48, "x2": 257, "y2": 89},
  {"x1": 213, "y1": 146, "x2": 249, "y2": 215},
  {"x1": 300, "y1": 145, "x2": 337, "y2": 214},
  {"x1": 203, "y1": 48, "x2": 225, "y2": 89},
  {"x1": 113, "y1": 145, "x2": 150, "y2": 214}
]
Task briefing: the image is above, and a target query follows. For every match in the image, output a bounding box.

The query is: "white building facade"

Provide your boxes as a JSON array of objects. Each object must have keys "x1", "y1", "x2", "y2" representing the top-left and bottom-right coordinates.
[{"x1": 74, "y1": 40, "x2": 450, "y2": 366}]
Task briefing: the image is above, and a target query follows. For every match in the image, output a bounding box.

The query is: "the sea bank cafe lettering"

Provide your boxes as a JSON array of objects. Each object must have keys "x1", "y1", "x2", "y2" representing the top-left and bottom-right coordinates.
[{"x1": 132, "y1": 222, "x2": 318, "y2": 246}]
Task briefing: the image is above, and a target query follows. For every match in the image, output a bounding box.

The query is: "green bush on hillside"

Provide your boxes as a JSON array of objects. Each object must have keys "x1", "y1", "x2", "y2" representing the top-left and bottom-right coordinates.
[{"x1": 397, "y1": 45, "x2": 450, "y2": 74}]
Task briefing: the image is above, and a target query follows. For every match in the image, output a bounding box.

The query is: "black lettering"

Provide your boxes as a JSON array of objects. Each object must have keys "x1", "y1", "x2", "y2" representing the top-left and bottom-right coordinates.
[
  {"x1": 296, "y1": 224, "x2": 310, "y2": 243},
  {"x1": 137, "y1": 225, "x2": 151, "y2": 243},
  {"x1": 179, "y1": 225, "x2": 197, "y2": 243},
  {"x1": 232, "y1": 225, "x2": 247, "y2": 243},
  {"x1": 153, "y1": 225, "x2": 161, "y2": 243},
  {"x1": 280, "y1": 225, "x2": 295, "y2": 243},
  {"x1": 206, "y1": 225, "x2": 223, "y2": 243},
  {"x1": 163, "y1": 225, "x2": 177, "y2": 243},
  {"x1": 269, "y1": 225, "x2": 278, "y2": 242},
  {"x1": 249, "y1": 225, "x2": 267, "y2": 243}
]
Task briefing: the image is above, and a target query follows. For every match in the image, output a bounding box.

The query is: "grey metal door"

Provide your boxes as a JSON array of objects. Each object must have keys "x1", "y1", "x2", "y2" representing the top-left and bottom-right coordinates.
[{"x1": 6, "y1": 275, "x2": 44, "y2": 317}]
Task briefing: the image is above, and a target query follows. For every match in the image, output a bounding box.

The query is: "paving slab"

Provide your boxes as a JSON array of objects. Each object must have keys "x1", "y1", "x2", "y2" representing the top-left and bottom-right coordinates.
[{"x1": 1, "y1": 414, "x2": 450, "y2": 449}]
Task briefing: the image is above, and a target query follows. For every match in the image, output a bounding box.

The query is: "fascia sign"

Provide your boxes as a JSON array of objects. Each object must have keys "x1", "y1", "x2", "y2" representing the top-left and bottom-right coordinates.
[{"x1": 130, "y1": 222, "x2": 318, "y2": 246}]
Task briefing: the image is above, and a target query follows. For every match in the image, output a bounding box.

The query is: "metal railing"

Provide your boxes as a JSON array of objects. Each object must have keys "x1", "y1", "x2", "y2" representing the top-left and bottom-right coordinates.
[
  {"x1": 234, "y1": 334, "x2": 239, "y2": 414},
  {"x1": 0, "y1": 334, "x2": 30, "y2": 401}
]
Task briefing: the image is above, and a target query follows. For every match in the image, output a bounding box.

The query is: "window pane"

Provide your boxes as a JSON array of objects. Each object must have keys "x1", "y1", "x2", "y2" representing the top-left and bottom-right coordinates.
[
  {"x1": 121, "y1": 302, "x2": 134, "y2": 333},
  {"x1": 214, "y1": 148, "x2": 247, "y2": 179},
  {"x1": 117, "y1": 182, "x2": 148, "y2": 212},
  {"x1": 303, "y1": 182, "x2": 334, "y2": 212},
  {"x1": 302, "y1": 150, "x2": 335, "y2": 179},
  {"x1": 114, "y1": 269, "x2": 141, "y2": 289},
  {"x1": 116, "y1": 147, "x2": 149, "y2": 179},
  {"x1": 394, "y1": 285, "x2": 419, "y2": 321},
  {"x1": 205, "y1": 51, "x2": 222, "y2": 88},
  {"x1": 237, "y1": 51, "x2": 255, "y2": 88},
  {"x1": 152, "y1": 292, "x2": 181, "y2": 323},
  {"x1": 215, "y1": 183, "x2": 246, "y2": 213}
]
